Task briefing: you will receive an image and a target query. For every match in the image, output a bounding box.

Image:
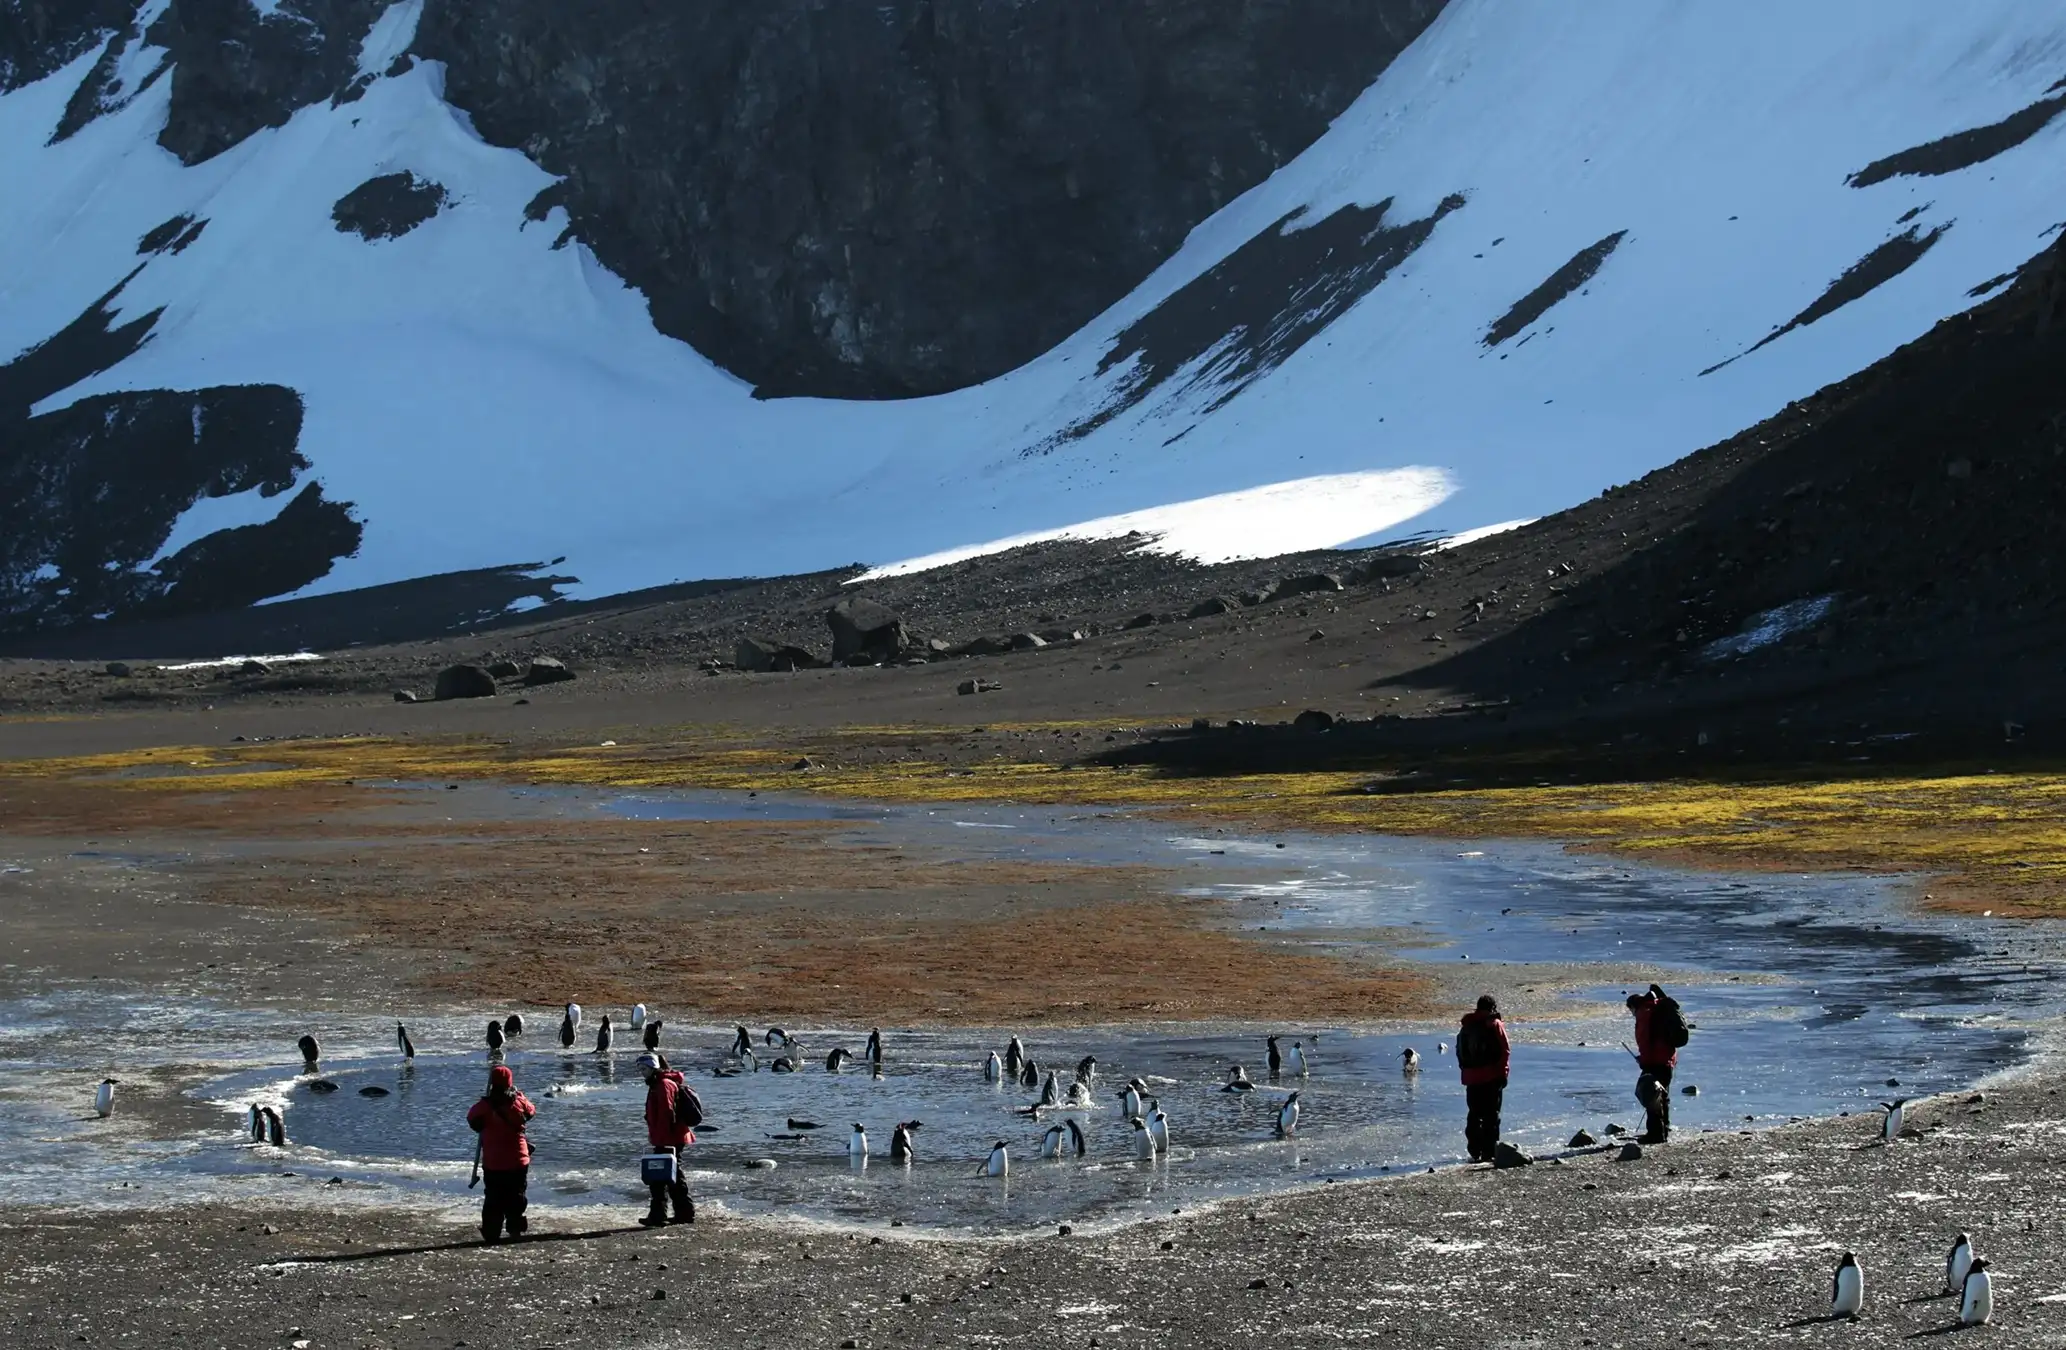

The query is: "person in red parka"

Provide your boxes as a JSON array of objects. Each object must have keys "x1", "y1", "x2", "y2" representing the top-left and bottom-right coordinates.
[
  {"x1": 638, "y1": 1053, "x2": 695, "y2": 1227},
  {"x1": 1628, "y1": 983, "x2": 1682, "y2": 1143},
  {"x1": 465, "y1": 1064, "x2": 536, "y2": 1242},
  {"x1": 1456, "y1": 993, "x2": 1512, "y2": 1162}
]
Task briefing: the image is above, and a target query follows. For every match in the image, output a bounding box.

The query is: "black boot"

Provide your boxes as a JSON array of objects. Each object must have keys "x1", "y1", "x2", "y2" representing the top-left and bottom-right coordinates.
[
  {"x1": 669, "y1": 1181, "x2": 695, "y2": 1225},
  {"x1": 640, "y1": 1183, "x2": 669, "y2": 1228}
]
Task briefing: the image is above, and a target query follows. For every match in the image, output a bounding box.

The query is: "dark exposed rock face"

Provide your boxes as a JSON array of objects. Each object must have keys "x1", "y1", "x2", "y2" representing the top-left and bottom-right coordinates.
[
  {"x1": 0, "y1": 0, "x2": 138, "y2": 94},
  {"x1": 333, "y1": 171, "x2": 449, "y2": 241},
  {"x1": 416, "y1": 0, "x2": 1450, "y2": 398}
]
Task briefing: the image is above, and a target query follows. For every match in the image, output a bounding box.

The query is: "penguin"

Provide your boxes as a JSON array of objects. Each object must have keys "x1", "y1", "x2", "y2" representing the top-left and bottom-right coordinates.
[
  {"x1": 1224, "y1": 1065, "x2": 1255, "y2": 1093},
  {"x1": 630, "y1": 1003, "x2": 647, "y2": 1031},
  {"x1": 866, "y1": 1028, "x2": 883, "y2": 1066},
  {"x1": 358, "y1": 1085, "x2": 389, "y2": 1098},
  {"x1": 307, "y1": 1080, "x2": 339, "y2": 1093},
  {"x1": 1437, "y1": 1042, "x2": 1449, "y2": 1056},
  {"x1": 503, "y1": 1013, "x2": 524, "y2": 1039},
  {"x1": 771, "y1": 1056, "x2": 798, "y2": 1073},
  {"x1": 1881, "y1": 1099, "x2": 1906, "y2": 1142},
  {"x1": 1004, "y1": 1036, "x2": 1025, "y2": 1079},
  {"x1": 248, "y1": 1104, "x2": 265, "y2": 1141},
  {"x1": 558, "y1": 1011, "x2": 576, "y2": 1049},
  {"x1": 1074, "y1": 1055, "x2": 1097, "y2": 1087},
  {"x1": 1267, "y1": 1035, "x2": 1284, "y2": 1077},
  {"x1": 765, "y1": 1027, "x2": 792, "y2": 1048},
  {"x1": 593, "y1": 1015, "x2": 614, "y2": 1055},
  {"x1": 984, "y1": 1050, "x2": 1004, "y2": 1082},
  {"x1": 1131, "y1": 1117, "x2": 1156, "y2": 1160},
  {"x1": 395, "y1": 1023, "x2": 415, "y2": 1060},
  {"x1": 486, "y1": 1020, "x2": 505, "y2": 1051},
  {"x1": 261, "y1": 1105, "x2": 285, "y2": 1147},
  {"x1": 1148, "y1": 1103, "x2": 1169, "y2": 1154},
  {"x1": 1831, "y1": 1252, "x2": 1864, "y2": 1319},
  {"x1": 1065, "y1": 1118, "x2": 1086, "y2": 1157},
  {"x1": 1946, "y1": 1232, "x2": 1974, "y2": 1294},
  {"x1": 1122, "y1": 1081, "x2": 1144, "y2": 1120},
  {"x1": 1066, "y1": 1080, "x2": 1092, "y2": 1107},
  {"x1": 565, "y1": 1002, "x2": 582, "y2": 1032},
  {"x1": 1287, "y1": 1041, "x2": 1310, "y2": 1077},
  {"x1": 1959, "y1": 1257, "x2": 1993, "y2": 1326},
  {"x1": 297, "y1": 1034, "x2": 321, "y2": 1066},
  {"x1": 1276, "y1": 1091, "x2": 1301, "y2": 1139},
  {"x1": 1400, "y1": 1047, "x2": 1421, "y2": 1073},
  {"x1": 1020, "y1": 1058, "x2": 1040, "y2": 1089},
  {"x1": 826, "y1": 1047, "x2": 853, "y2": 1073},
  {"x1": 1040, "y1": 1123, "x2": 1067, "y2": 1159},
  {"x1": 730, "y1": 1025, "x2": 751, "y2": 1057},
  {"x1": 94, "y1": 1078, "x2": 117, "y2": 1118},
  {"x1": 1039, "y1": 1071, "x2": 1060, "y2": 1107},
  {"x1": 642, "y1": 1019, "x2": 663, "y2": 1052},
  {"x1": 848, "y1": 1123, "x2": 868, "y2": 1159},
  {"x1": 982, "y1": 1141, "x2": 1010, "y2": 1177},
  {"x1": 890, "y1": 1121, "x2": 918, "y2": 1162}
]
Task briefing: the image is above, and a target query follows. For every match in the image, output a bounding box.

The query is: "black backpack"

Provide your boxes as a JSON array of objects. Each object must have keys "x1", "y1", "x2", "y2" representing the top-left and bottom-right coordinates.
[
  {"x1": 1456, "y1": 1019, "x2": 1497, "y2": 1069},
  {"x1": 669, "y1": 1076, "x2": 705, "y2": 1130},
  {"x1": 1651, "y1": 996, "x2": 1691, "y2": 1049}
]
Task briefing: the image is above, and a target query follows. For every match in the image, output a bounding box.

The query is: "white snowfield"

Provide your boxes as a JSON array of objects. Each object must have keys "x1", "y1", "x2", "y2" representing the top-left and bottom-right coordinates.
[{"x1": 4, "y1": 0, "x2": 2065, "y2": 607}]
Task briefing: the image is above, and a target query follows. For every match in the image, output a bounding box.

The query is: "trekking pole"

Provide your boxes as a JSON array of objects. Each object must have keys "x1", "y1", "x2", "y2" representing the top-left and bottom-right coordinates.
[
  {"x1": 468, "y1": 1137, "x2": 483, "y2": 1189},
  {"x1": 1619, "y1": 1041, "x2": 1641, "y2": 1062}
]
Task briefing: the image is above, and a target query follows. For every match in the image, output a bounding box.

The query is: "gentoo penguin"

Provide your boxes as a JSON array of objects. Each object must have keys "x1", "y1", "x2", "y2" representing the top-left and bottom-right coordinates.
[
  {"x1": 866, "y1": 1028, "x2": 883, "y2": 1066},
  {"x1": 730, "y1": 1026, "x2": 752, "y2": 1057},
  {"x1": 1830, "y1": 1252, "x2": 1864, "y2": 1319},
  {"x1": 771, "y1": 1056, "x2": 797, "y2": 1073},
  {"x1": 1946, "y1": 1232, "x2": 1974, "y2": 1295},
  {"x1": 593, "y1": 1015, "x2": 614, "y2": 1054},
  {"x1": 558, "y1": 1010, "x2": 577, "y2": 1048},
  {"x1": 1148, "y1": 1104, "x2": 1170, "y2": 1153},
  {"x1": 1131, "y1": 1117, "x2": 1156, "y2": 1160},
  {"x1": 1122, "y1": 1081, "x2": 1144, "y2": 1120},
  {"x1": 848, "y1": 1122, "x2": 868, "y2": 1159},
  {"x1": 1039, "y1": 1071, "x2": 1060, "y2": 1107},
  {"x1": 1224, "y1": 1065, "x2": 1255, "y2": 1093},
  {"x1": 1004, "y1": 1037, "x2": 1025, "y2": 1079},
  {"x1": 1286, "y1": 1041, "x2": 1310, "y2": 1077},
  {"x1": 1437, "y1": 1041, "x2": 1449, "y2": 1056},
  {"x1": 503, "y1": 1013, "x2": 524, "y2": 1039},
  {"x1": 890, "y1": 1121, "x2": 918, "y2": 1162},
  {"x1": 982, "y1": 1141, "x2": 1009, "y2": 1177},
  {"x1": 1400, "y1": 1047, "x2": 1421, "y2": 1073},
  {"x1": 765, "y1": 1027, "x2": 792, "y2": 1048},
  {"x1": 1066, "y1": 1079, "x2": 1092, "y2": 1107},
  {"x1": 1040, "y1": 1123, "x2": 1067, "y2": 1159},
  {"x1": 630, "y1": 1003, "x2": 647, "y2": 1031},
  {"x1": 1959, "y1": 1258, "x2": 1993, "y2": 1326},
  {"x1": 94, "y1": 1078, "x2": 117, "y2": 1118},
  {"x1": 1020, "y1": 1058, "x2": 1040, "y2": 1089},
  {"x1": 643, "y1": 1019, "x2": 663, "y2": 1052},
  {"x1": 248, "y1": 1105, "x2": 265, "y2": 1141},
  {"x1": 1267, "y1": 1036, "x2": 1284, "y2": 1077},
  {"x1": 297, "y1": 1034, "x2": 321, "y2": 1066},
  {"x1": 826, "y1": 1047, "x2": 853, "y2": 1073},
  {"x1": 486, "y1": 1020, "x2": 505, "y2": 1051},
  {"x1": 565, "y1": 1003, "x2": 582, "y2": 1032},
  {"x1": 1881, "y1": 1099, "x2": 1906, "y2": 1142},
  {"x1": 1065, "y1": 1118, "x2": 1086, "y2": 1157},
  {"x1": 984, "y1": 1051, "x2": 1004, "y2": 1082},
  {"x1": 1276, "y1": 1091, "x2": 1301, "y2": 1138},
  {"x1": 395, "y1": 1023, "x2": 416, "y2": 1060},
  {"x1": 261, "y1": 1105, "x2": 285, "y2": 1147},
  {"x1": 1075, "y1": 1055, "x2": 1097, "y2": 1087}
]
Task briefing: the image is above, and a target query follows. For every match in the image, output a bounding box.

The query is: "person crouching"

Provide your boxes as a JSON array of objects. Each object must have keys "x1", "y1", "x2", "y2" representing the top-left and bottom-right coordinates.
[
  {"x1": 466, "y1": 1064, "x2": 536, "y2": 1243},
  {"x1": 638, "y1": 1053, "x2": 696, "y2": 1227}
]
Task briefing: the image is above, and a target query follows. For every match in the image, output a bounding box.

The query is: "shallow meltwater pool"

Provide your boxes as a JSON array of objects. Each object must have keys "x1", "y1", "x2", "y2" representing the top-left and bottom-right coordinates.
[{"x1": 3, "y1": 787, "x2": 2058, "y2": 1235}]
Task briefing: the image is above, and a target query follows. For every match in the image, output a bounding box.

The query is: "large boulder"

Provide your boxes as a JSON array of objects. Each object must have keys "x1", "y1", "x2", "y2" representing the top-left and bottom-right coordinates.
[
  {"x1": 1186, "y1": 596, "x2": 1235, "y2": 619},
  {"x1": 1276, "y1": 572, "x2": 1344, "y2": 598},
  {"x1": 1292, "y1": 709, "x2": 1335, "y2": 732},
  {"x1": 434, "y1": 665, "x2": 497, "y2": 700},
  {"x1": 522, "y1": 657, "x2": 576, "y2": 686},
  {"x1": 735, "y1": 636, "x2": 820, "y2": 672},
  {"x1": 826, "y1": 595, "x2": 906, "y2": 663}
]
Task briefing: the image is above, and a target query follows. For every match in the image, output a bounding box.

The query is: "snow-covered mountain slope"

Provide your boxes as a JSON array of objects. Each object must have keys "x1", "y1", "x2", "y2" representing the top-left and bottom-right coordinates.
[{"x1": 4, "y1": 0, "x2": 2066, "y2": 635}]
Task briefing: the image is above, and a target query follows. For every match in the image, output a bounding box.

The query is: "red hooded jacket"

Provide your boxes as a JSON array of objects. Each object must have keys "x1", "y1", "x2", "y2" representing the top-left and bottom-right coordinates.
[
  {"x1": 644, "y1": 1070, "x2": 695, "y2": 1149},
  {"x1": 1457, "y1": 1010, "x2": 1511, "y2": 1087},
  {"x1": 1631, "y1": 992, "x2": 1679, "y2": 1069},
  {"x1": 466, "y1": 1090, "x2": 536, "y2": 1170}
]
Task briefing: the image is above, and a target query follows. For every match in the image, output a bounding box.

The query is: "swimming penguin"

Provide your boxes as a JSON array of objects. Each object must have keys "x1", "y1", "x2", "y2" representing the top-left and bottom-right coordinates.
[
  {"x1": 1074, "y1": 1055, "x2": 1097, "y2": 1087},
  {"x1": 982, "y1": 1141, "x2": 1009, "y2": 1177},
  {"x1": 1286, "y1": 1041, "x2": 1310, "y2": 1077},
  {"x1": 261, "y1": 1105, "x2": 285, "y2": 1146},
  {"x1": 1831, "y1": 1252, "x2": 1864, "y2": 1319},
  {"x1": 788, "y1": 1118, "x2": 822, "y2": 1130},
  {"x1": 1881, "y1": 1099, "x2": 1906, "y2": 1142},
  {"x1": 486, "y1": 1019, "x2": 505, "y2": 1051},
  {"x1": 1959, "y1": 1257, "x2": 1993, "y2": 1326},
  {"x1": 771, "y1": 1056, "x2": 798, "y2": 1073},
  {"x1": 630, "y1": 1003, "x2": 647, "y2": 1031},
  {"x1": 593, "y1": 1015, "x2": 614, "y2": 1055},
  {"x1": 866, "y1": 1028, "x2": 883, "y2": 1066},
  {"x1": 502, "y1": 1013, "x2": 524, "y2": 1039},
  {"x1": 1401, "y1": 1047, "x2": 1421, "y2": 1072},
  {"x1": 890, "y1": 1121, "x2": 919, "y2": 1161},
  {"x1": 1131, "y1": 1117, "x2": 1156, "y2": 1160},
  {"x1": 395, "y1": 1023, "x2": 415, "y2": 1060},
  {"x1": 248, "y1": 1105, "x2": 265, "y2": 1141},
  {"x1": 1040, "y1": 1123, "x2": 1067, "y2": 1159},
  {"x1": 558, "y1": 1011, "x2": 576, "y2": 1049},
  {"x1": 848, "y1": 1123, "x2": 868, "y2": 1159},
  {"x1": 1039, "y1": 1071, "x2": 1060, "y2": 1107},
  {"x1": 1148, "y1": 1103, "x2": 1170, "y2": 1153},
  {"x1": 1224, "y1": 1065, "x2": 1255, "y2": 1093},
  {"x1": 827, "y1": 1047, "x2": 853, "y2": 1073},
  {"x1": 984, "y1": 1051, "x2": 1004, "y2": 1082},
  {"x1": 1437, "y1": 1042, "x2": 1449, "y2": 1056},
  {"x1": 297, "y1": 1034, "x2": 321, "y2": 1066},
  {"x1": 1020, "y1": 1058, "x2": 1040, "y2": 1089},
  {"x1": 94, "y1": 1078, "x2": 117, "y2": 1118},
  {"x1": 1004, "y1": 1037, "x2": 1025, "y2": 1079},
  {"x1": 1122, "y1": 1081, "x2": 1144, "y2": 1120},
  {"x1": 1267, "y1": 1036, "x2": 1284, "y2": 1077},
  {"x1": 642, "y1": 1019, "x2": 663, "y2": 1051},
  {"x1": 765, "y1": 1027, "x2": 792, "y2": 1048},
  {"x1": 1276, "y1": 1091, "x2": 1301, "y2": 1138},
  {"x1": 1946, "y1": 1232, "x2": 1974, "y2": 1294},
  {"x1": 730, "y1": 1026, "x2": 751, "y2": 1057}
]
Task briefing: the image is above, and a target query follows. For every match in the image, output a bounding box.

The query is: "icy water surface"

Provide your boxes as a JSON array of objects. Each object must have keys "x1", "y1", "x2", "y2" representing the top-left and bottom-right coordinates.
[{"x1": 2, "y1": 787, "x2": 2058, "y2": 1233}]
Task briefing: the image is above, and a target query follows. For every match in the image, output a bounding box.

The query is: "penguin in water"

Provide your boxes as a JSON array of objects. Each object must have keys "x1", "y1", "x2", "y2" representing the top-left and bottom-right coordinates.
[
  {"x1": 730, "y1": 1026, "x2": 751, "y2": 1057},
  {"x1": 765, "y1": 1027, "x2": 793, "y2": 1048},
  {"x1": 771, "y1": 1056, "x2": 798, "y2": 1073},
  {"x1": 486, "y1": 1019, "x2": 505, "y2": 1051},
  {"x1": 1066, "y1": 1079, "x2": 1092, "y2": 1107},
  {"x1": 984, "y1": 1051, "x2": 1004, "y2": 1082},
  {"x1": 395, "y1": 1023, "x2": 416, "y2": 1061},
  {"x1": 261, "y1": 1105, "x2": 285, "y2": 1147},
  {"x1": 866, "y1": 1028, "x2": 883, "y2": 1067},
  {"x1": 826, "y1": 1047, "x2": 853, "y2": 1073},
  {"x1": 248, "y1": 1105, "x2": 265, "y2": 1141},
  {"x1": 1065, "y1": 1118, "x2": 1086, "y2": 1157},
  {"x1": 297, "y1": 1035, "x2": 321, "y2": 1067},
  {"x1": 890, "y1": 1121, "x2": 919, "y2": 1162},
  {"x1": 1946, "y1": 1232, "x2": 1974, "y2": 1295},
  {"x1": 1148, "y1": 1102, "x2": 1170, "y2": 1154},
  {"x1": 1267, "y1": 1036, "x2": 1284, "y2": 1078},
  {"x1": 558, "y1": 1010, "x2": 577, "y2": 1049},
  {"x1": 1287, "y1": 1041, "x2": 1310, "y2": 1077},
  {"x1": 1039, "y1": 1123, "x2": 1068, "y2": 1160},
  {"x1": 1122, "y1": 1081, "x2": 1144, "y2": 1120},
  {"x1": 1004, "y1": 1037, "x2": 1025, "y2": 1079},
  {"x1": 981, "y1": 1141, "x2": 1010, "y2": 1177},
  {"x1": 1830, "y1": 1252, "x2": 1864, "y2": 1320},
  {"x1": 94, "y1": 1078, "x2": 118, "y2": 1118},
  {"x1": 1400, "y1": 1047, "x2": 1421, "y2": 1073},
  {"x1": 1130, "y1": 1117, "x2": 1156, "y2": 1160},
  {"x1": 1039, "y1": 1071, "x2": 1060, "y2": 1107},
  {"x1": 1881, "y1": 1099, "x2": 1906, "y2": 1142},
  {"x1": 1020, "y1": 1058, "x2": 1040, "y2": 1089},
  {"x1": 1224, "y1": 1065, "x2": 1255, "y2": 1093},
  {"x1": 593, "y1": 1014, "x2": 614, "y2": 1055},
  {"x1": 848, "y1": 1123, "x2": 868, "y2": 1160},
  {"x1": 565, "y1": 1002, "x2": 582, "y2": 1032},
  {"x1": 1074, "y1": 1055, "x2": 1098, "y2": 1087},
  {"x1": 1275, "y1": 1091, "x2": 1301, "y2": 1138},
  {"x1": 630, "y1": 1003, "x2": 647, "y2": 1031},
  {"x1": 1959, "y1": 1257, "x2": 1993, "y2": 1326},
  {"x1": 502, "y1": 1013, "x2": 524, "y2": 1039},
  {"x1": 643, "y1": 1019, "x2": 663, "y2": 1052}
]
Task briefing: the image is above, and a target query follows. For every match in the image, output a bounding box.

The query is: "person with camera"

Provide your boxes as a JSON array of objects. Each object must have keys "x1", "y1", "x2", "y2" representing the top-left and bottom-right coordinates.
[
  {"x1": 1627, "y1": 983, "x2": 1690, "y2": 1143},
  {"x1": 466, "y1": 1063, "x2": 536, "y2": 1243}
]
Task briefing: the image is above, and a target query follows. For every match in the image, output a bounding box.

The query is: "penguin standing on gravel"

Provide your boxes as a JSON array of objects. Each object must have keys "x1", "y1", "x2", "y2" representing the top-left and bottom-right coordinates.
[
  {"x1": 1881, "y1": 1099, "x2": 1906, "y2": 1142},
  {"x1": 1946, "y1": 1232, "x2": 1974, "y2": 1294},
  {"x1": 1831, "y1": 1252, "x2": 1864, "y2": 1319},
  {"x1": 1959, "y1": 1257, "x2": 1993, "y2": 1326}
]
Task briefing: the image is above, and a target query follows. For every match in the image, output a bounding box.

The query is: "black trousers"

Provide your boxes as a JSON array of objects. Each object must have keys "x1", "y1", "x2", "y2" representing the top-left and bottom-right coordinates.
[
  {"x1": 1465, "y1": 1081, "x2": 1505, "y2": 1160},
  {"x1": 645, "y1": 1145, "x2": 694, "y2": 1223},
  {"x1": 481, "y1": 1167, "x2": 529, "y2": 1241},
  {"x1": 1638, "y1": 1064, "x2": 1674, "y2": 1140}
]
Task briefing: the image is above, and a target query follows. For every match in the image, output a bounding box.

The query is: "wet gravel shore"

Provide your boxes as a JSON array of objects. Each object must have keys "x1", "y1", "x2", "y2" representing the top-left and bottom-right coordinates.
[{"x1": 9, "y1": 1070, "x2": 2063, "y2": 1349}]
